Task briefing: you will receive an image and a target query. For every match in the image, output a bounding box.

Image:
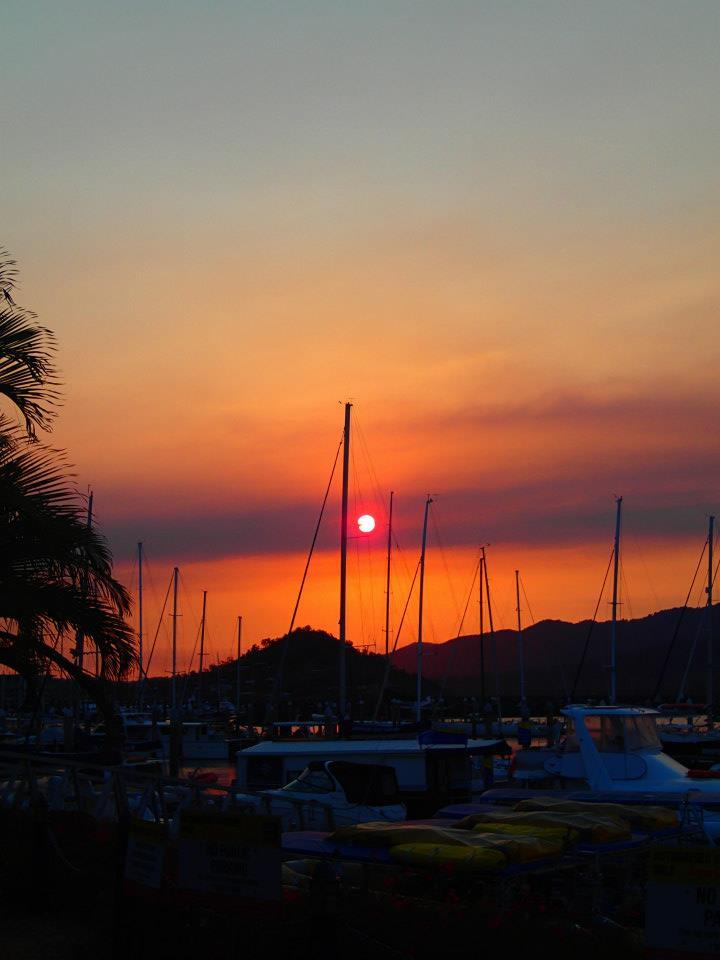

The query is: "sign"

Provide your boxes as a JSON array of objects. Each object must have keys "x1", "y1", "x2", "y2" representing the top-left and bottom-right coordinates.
[
  {"x1": 177, "y1": 810, "x2": 281, "y2": 904},
  {"x1": 124, "y1": 821, "x2": 167, "y2": 894},
  {"x1": 646, "y1": 848, "x2": 720, "y2": 960}
]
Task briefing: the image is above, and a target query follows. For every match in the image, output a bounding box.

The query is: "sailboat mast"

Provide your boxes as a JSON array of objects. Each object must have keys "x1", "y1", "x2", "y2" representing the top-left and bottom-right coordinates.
[
  {"x1": 707, "y1": 515, "x2": 715, "y2": 713},
  {"x1": 171, "y1": 566, "x2": 179, "y2": 712},
  {"x1": 515, "y1": 569, "x2": 525, "y2": 703},
  {"x1": 137, "y1": 541, "x2": 143, "y2": 683},
  {"x1": 479, "y1": 552, "x2": 485, "y2": 706},
  {"x1": 384, "y1": 491, "x2": 394, "y2": 658},
  {"x1": 416, "y1": 495, "x2": 433, "y2": 722},
  {"x1": 482, "y1": 545, "x2": 502, "y2": 718},
  {"x1": 339, "y1": 402, "x2": 352, "y2": 719},
  {"x1": 610, "y1": 496, "x2": 623, "y2": 705},
  {"x1": 236, "y1": 615, "x2": 243, "y2": 719},
  {"x1": 76, "y1": 490, "x2": 94, "y2": 677},
  {"x1": 198, "y1": 589, "x2": 207, "y2": 706}
]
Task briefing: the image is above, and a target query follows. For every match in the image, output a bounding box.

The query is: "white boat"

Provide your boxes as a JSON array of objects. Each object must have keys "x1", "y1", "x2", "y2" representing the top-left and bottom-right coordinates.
[
  {"x1": 504, "y1": 704, "x2": 720, "y2": 840},
  {"x1": 231, "y1": 759, "x2": 406, "y2": 831},
  {"x1": 234, "y1": 734, "x2": 508, "y2": 817}
]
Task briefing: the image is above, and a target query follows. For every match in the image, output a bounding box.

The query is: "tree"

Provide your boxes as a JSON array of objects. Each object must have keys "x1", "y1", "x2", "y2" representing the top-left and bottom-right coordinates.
[{"x1": 0, "y1": 248, "x2": 135, "y2": 721}]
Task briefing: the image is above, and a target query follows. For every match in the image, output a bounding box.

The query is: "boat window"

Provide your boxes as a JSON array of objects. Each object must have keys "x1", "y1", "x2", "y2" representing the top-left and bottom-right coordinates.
[
  {"x1": 564, "y1": 718, "x2": 580, "y2": 752},
  {"x1": 584, "y1": 716, "x2": 625, "y2": 752},
  {"x1": 624, "y1": 716, "x2": 661, "y2": 751},
  {"x1": 328, "y1": 762, "x2": 401, "y2": 804},
  {"x1": 282, "y1": 767, "x2": 335, "y2": 794}
]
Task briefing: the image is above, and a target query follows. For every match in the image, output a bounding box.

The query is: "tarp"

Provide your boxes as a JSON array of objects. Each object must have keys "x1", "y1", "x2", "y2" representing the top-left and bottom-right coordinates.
[
  {"x1": 513, "y1": 797, "x2": 678, "y2": 832},
  {"x1": 456, "y1": 809, "x2": 631, "y2": 843}
]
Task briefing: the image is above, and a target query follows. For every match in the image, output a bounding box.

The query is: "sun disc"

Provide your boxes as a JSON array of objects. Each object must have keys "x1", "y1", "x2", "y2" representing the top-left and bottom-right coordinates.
[{"x1": 358, "y1": 514, "x2": 376, "y2": 533}]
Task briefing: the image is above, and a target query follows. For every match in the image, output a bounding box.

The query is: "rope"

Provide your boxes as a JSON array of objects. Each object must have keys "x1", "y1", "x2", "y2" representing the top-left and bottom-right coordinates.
[
  {"x1": 271, "y1": 431, "x2": 344, "y2": 719},
  {"x1": 372, "y1": 559, "x2": 421, "y2": 720},
  {"x1": 653, "y1": 538, "x2": 707, "y2": 701},
  {"x1": 570, "y1": 549, "x2": 614, "y2": 701},
  {"x1": 433, "y1": 557, "x2": 480, "y2": 711},
  {"x1": 139, "y1": 571, "x2": 173, "y2": 690}
]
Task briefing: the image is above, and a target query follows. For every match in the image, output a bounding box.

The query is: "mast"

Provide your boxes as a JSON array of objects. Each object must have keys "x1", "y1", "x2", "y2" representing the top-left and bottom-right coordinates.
[
  {"x1": 515, "y1": 569, "x2": 525, "y2": 703},
  {"x1": 384, "y1": 491, "x2": 394, "y2": 658},
  {"x1": 137, "y1": 542, "x2": 143, "y2": 684},
  {"x1": 236, "y1": 615, "x2": 243, "y2": 720},
  {"x1": 198, "y1": 590, "x2": 207, "y2": 706},
  {"x1": 416, "y1": 495, "x2": 433, "y2": 722},
  {"x1": 481, "y1": 545, "x2": 502, "y2": 718},
  {"x1": 76, "y1": 490, "x2": 94, "y2": 677},
  {"x1": 610, "y1": 496, "x2": 622, "y2": 705},
  {"x1": 479, "y1": 552, "x2": 485, "y2": 706},
  {"x1": 171, "y1": 566, "x2": 179, "y2": 712},
  {"x1": 339, "y1": 402, "x2": 352, "y2": 719},
  {"x1": 707, "y1": 515, "x2": 715, "y2": 713}
]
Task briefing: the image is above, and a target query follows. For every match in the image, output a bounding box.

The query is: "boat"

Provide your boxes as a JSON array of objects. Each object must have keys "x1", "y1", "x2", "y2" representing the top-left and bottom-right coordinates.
[
  {"x1": 234, "y1": 732, "x2": 509, "y2": 817},
  {"x1": 482, "y1": 703, "x2": 720, "y2": 840},
  {"x1": 657, "y1": 703, "x2": 720, "y2": 768},
  {"x1": 231, "y1": 759, "x2": 406, "y2": 831}
]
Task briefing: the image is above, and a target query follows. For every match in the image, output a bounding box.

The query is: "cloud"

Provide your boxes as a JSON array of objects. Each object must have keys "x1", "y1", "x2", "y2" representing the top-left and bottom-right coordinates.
[{"x1": 101, "y1": 386, "x2": 719, "y2": 563}]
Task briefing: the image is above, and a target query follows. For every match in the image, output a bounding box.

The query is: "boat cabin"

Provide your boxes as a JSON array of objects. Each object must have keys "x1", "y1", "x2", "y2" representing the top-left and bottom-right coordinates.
[
  {"x1": 549, "y1": 704, "x2": 720, "y2": 793},
  {"x1": 235, "y1": 735, "x2": 507, "y2": 816}
]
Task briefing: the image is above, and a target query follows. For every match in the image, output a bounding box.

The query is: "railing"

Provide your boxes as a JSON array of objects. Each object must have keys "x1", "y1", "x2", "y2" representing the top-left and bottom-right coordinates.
[{"x1": 0, "y1": 750, "x2": 338, "y2": 830}]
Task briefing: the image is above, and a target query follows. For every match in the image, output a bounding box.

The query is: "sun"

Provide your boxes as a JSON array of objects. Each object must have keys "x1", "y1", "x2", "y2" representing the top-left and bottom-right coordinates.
[{"x1": 357, "y1": 514, "x2": 376, "y2": 533}]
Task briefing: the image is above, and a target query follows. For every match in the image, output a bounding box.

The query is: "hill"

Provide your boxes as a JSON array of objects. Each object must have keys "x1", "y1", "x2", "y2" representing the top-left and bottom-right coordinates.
[{"x1": 392, "y1": 604, "x2": 720, "y2": 703}]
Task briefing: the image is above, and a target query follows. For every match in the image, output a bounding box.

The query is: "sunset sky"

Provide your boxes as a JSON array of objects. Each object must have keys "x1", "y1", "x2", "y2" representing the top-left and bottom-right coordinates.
[{"x1": 2, "y1": 2, "x2": 719, "y2": 676}]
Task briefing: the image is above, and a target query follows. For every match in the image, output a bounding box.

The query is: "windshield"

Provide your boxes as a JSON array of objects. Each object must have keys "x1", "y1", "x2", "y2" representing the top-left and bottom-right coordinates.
[
  {"x1": 624, "y1": 715, "x2": 661, "y2": 750},
  {"x1": 282, "y1": 766, "x2": 335, "y2": 794}
]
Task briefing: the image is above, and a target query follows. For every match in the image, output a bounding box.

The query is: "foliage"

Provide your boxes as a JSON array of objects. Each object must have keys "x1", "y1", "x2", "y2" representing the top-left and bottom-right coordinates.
[{"x1": 0, "y1": 247, "x2": 135, "y2": 712}]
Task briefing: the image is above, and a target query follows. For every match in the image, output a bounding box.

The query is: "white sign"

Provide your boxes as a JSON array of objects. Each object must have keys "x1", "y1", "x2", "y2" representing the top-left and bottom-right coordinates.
[{"x1": 646, "y1": 849, "x2": 720, "y2": 959}]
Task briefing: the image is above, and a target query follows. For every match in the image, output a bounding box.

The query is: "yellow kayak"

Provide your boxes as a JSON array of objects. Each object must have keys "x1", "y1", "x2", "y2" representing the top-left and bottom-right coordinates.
[{"x1": 389, "y1": 842, "x2": 506, "y2": 872}]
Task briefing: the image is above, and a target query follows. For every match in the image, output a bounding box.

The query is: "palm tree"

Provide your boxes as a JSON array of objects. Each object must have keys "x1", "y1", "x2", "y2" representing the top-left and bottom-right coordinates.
[
  {"x1": 0, "y1": 248, "x2": 136, "y2": 725},
  {"x1": 0, "y1": 248, "x2": 59, "y2": 437}
]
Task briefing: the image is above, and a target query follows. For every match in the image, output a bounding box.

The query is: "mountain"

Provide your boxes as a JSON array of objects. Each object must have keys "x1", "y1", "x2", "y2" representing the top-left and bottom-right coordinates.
[{"x1": 392, "y1": 604, "x2": 720, "y2": 703}]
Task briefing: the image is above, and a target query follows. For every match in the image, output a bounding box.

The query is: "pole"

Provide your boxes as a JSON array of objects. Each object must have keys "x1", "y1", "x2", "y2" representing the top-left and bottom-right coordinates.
[
  {"x1": 76, "y1": 491, "x2": 94, "y2": 676},
  {"x1": 707, "y1": 515, "x2": 715, "y2": 714},
  {"x1": 137, "y1": 542, "x2": 143, "y2": 683},
  {"x1": 171, "y1": 566, "x2": 179, "y2": 713},
  {"x1": 416, "y1": 495, "x2": 433, "y2": 722},
  {"x1": 515, "y1": 570, "x2": 525, "y2": 703},
  {"x1": 236, "y1": 615, "x2": 243, "y2": 720},
  {"x1": 482, "y1": 546, "x2": 502, "y2": 719},
  {"x1": 610, "y1": 496, "x2": 623, "y2": 705},
  {"x1": 339, "y1": 402, "x2": 352, "y2": 719},
  {"x1": 384, "y1": 491, "x2": 394, "y2": 658},
  {"x1": 198, "y1": 590, "x2": 207, "y2": 707},
  {"x1": 479, "y1": 553, "x2": 485, "y2": 707}
]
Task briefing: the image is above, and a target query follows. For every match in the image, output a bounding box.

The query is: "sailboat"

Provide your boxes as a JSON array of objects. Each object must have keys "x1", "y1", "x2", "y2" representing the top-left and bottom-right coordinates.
[
  {"x1": 471, "y1": 501, "x2": 720, "y2": 842},
  {"x1": 657, "y1": 514, "x2": 720, "y2": 765}
]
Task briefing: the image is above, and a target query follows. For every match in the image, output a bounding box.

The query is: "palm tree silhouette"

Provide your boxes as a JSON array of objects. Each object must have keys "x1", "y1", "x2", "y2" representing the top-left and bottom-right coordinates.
[{"x1": 0, "y1": 248, "x2": 135, "y2": 729}]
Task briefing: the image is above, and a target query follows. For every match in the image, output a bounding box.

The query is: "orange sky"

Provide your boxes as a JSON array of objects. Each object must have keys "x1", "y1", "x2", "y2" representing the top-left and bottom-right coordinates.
[{"x1": 2, "y1": 3, "x2": 719, "y2": 676}]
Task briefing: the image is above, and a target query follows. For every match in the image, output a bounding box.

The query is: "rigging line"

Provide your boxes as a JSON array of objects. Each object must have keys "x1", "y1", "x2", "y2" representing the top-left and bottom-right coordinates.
[
  {"x1": 433, "y1": 557, "x2": 480, "y2": 714},
  {"x1": 271, "y1": 430, "x2": 344, "y2": 716},
  {"x1": 179, "y1": 618, "x2": 202, "y2": 709},
  {"x1": 372, "y1": 558, "x2": 421, "y2": 721},
  {"x1": 141, "y1": 571, "x2": 174, "y2": 682},
  {"x1": 628, "y1": 528, "x2": 661, "y2": 612},
  {"x1": 354, "y1": 415, "x2": 390, "y2": 526},
  {"x1": 672, "y1": 545, "x2": 720, "y2": 703},
  {"x1": 521, "y1": 572, "x2": 568, "y2": 701},
  {"x1": 429, "y1": 505, "x2": 461, "y2": 620},
  {"x1": 351, "y1": 439, "x2": 368, "y2": 649},
  {"x1": 677, "y1": 606, "x2": 709, "y2": 702},
  {"x1": 620, "y1": 559, "x2": 633, "y2": 621},
  {"x1": 519, "y1": 576, "x2": 536, "y2": 625},
  {"x1": 570, "y1": 549, "x2": 614, "y2": 701},
  {"x1": 27, "y1": 625, "x2": 63, "y2": 746}
]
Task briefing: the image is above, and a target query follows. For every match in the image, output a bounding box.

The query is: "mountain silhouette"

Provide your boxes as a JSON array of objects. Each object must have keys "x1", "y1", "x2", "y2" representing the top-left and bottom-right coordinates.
[{"x1": 392, "y1": 604, "x2": 720, "y2": 703}]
